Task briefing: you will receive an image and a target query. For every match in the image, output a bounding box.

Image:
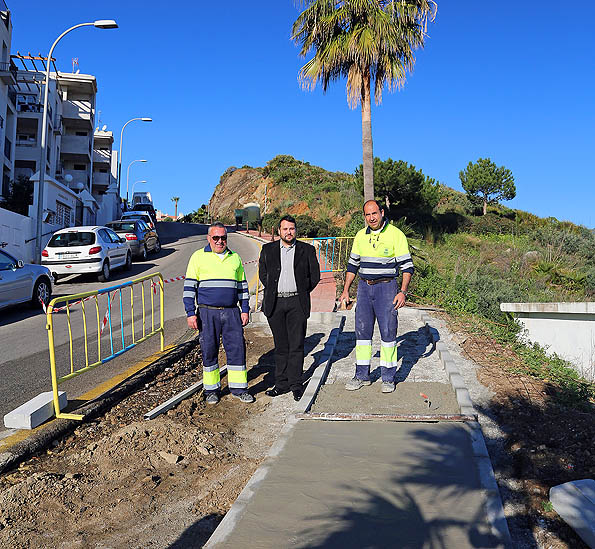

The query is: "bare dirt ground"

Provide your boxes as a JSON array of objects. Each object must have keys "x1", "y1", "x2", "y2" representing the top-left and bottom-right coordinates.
[
  {"x1": 0, "y1": 313, "x2": 593, "y2": 548},
  {"x1": 438, "y1": 312, "x2": 594, "y2": 549},
  {"x1": 0, "y1": 325, "x2": 289, "y2": 549}
]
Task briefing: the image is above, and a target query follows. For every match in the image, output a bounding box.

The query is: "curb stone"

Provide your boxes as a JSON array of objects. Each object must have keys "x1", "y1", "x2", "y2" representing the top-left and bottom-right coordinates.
[{"x1": 0, "y1": 335, "x2": 200, "y2": 475}]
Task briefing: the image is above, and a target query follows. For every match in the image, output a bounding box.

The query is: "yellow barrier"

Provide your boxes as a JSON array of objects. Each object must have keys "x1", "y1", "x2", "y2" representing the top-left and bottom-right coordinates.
[{"x1": 46, "y1": 272, "x2": 165, "y2": 420}]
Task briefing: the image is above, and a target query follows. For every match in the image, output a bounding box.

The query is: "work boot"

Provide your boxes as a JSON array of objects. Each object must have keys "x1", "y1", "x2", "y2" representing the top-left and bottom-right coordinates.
[
  {"x1": 205, "y1": 393, "x2": 220, "y2": 405},
  {"x1": 381, "y1": 381, "x2": 396, "y2": 393},
  {"x1": 345, "y1": 377, "x2": 372, "y2": 391},
  {"x1": 233, "y1": 392, "x2": 255, "y2": 403}
]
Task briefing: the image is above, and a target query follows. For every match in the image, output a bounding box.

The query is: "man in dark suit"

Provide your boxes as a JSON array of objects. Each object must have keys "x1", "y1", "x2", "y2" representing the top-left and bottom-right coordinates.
[{"x1": 259, "y1": 215, "x2": 320, "y2": 401}]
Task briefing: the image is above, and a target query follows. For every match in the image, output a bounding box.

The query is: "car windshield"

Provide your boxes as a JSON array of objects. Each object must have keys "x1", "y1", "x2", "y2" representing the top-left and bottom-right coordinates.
[
  {"x1": 48, "y1": 231, "x2": 95, "y2": 247},
  {"x1": 124, "y1": 214, "x2": 149, "y2": 221},
  {"x1": 107, "y1": 222, "x2": 137, "y2": 232}
]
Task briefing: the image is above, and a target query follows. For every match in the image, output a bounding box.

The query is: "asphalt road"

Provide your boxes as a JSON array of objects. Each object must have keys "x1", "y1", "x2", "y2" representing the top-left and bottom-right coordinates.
[{"x1": 0, "y1": 222, "x2": 262, "y2": 435}]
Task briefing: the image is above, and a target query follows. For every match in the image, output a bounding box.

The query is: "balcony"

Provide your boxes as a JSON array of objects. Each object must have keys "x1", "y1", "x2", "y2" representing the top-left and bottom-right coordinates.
[
  {"x1": 93, "y1": 172, "x2": 112, "y2": 187},
  {"x1": 0, "y1": 61, "x2": 17, "y2": 85},
  {"x1": 62, "y1": 100, "x2": 93, "y2": 125},
  {"x1": 16, "y1": 135, "x2": 37, "y2": 147},
  {"x1": 93, "y1": 148, "x2": 111, "y2": 166},
  {"x1": 63, "y1": 168, "x2": 89, "y2": 187},
  {"x1": 61, "y1": 135, "x2": 91, "y2": 160}
]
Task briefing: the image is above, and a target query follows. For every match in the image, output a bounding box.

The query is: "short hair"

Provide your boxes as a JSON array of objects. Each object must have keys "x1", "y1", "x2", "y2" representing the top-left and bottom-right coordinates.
[
  {"x1": 363, "y1": 199, "x2": 383, "y2": 213},
  {"x1": 208, "y1": 221, "x2": 226, "y2": 235},
  {"x1": 278, "y1": 214, "x2": 296, "y2": 229}
]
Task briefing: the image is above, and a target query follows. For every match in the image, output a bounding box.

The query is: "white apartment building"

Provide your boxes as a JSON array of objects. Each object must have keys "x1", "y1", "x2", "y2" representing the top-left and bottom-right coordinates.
[{"x1": 0, "y1": 1, "x2": 16, "y2": 198}]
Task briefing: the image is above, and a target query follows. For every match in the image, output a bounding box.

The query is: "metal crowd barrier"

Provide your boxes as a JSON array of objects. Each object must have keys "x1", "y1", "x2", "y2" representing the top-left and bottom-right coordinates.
[{"x1": 46, "y1": 272, "x2": 165, "y2": 420}]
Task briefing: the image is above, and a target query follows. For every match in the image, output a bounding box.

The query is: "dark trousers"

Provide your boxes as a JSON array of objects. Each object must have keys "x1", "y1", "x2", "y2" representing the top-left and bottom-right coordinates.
[{"x1": 267, "y1": 295, "x2": 307, "y2": 392}]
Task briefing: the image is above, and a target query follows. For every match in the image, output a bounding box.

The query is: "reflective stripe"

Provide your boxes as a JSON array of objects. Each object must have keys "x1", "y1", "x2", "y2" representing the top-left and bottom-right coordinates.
[
  {"x1": 228, "y1": 367, "x2": 247, "y2": 388},
  {"x1": 379, "y1": 360, "x2": 398, "y2": 367},
  {"x1": 380, "y1": 344, "x2": 397, "y2": 365},
  {"x1": 400, "y1": 261, "x2": 414, "y2": 270},
  {"x1": 203, "y1": 364, "x2": 219, "y2": 372},
  {"x1": 356, "y1": 339, "x2": 373, "y2": 346},
  {"x1": 203, "y1": 366, "x2": 221, "y2": 390},
  {"x1": 227, "y1": 364, "x2": 246, "y2": 371},
  {"x1": 396, "y1": 254, "x2": 412, "y2": 262},
  {"x1": 360, "y1": 267, "x2": 396, "y2": 276},
  {"x1": 239, "y1": 292, "x2": 250, "y2": 300},
  {"x1": 204, "y1": 382, "x2": 221, "y2": 391},
  {"x1": 183, "y1": 290, "x2": 195, "y2": 299},
  {"x1": 381, "y1": 340, "x2": 397, "y2": 348},
  {"x1": 356, "y1": 358, "x2": 371, "y2": 366},
  {"x1": 359, "y1": 256, "x2": 396, "y2": 265},
  {"x1": 200, "y1": 280, "x2": 238, "y2": 288},
  {"x1": 356, "y1": 341, "x2": 372, "y2": 362}
]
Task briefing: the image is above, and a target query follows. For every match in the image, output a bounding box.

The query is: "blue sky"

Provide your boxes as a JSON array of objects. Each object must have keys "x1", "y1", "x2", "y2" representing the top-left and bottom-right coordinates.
[{"x1": 9, "y1": 1, "x2": 595, "y2": 227}]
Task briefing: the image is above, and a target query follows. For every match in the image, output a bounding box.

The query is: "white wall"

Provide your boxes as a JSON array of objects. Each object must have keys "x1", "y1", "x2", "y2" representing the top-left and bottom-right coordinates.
[{"x1": 501, "y1": 302, "x2": 595, "y2": 381}]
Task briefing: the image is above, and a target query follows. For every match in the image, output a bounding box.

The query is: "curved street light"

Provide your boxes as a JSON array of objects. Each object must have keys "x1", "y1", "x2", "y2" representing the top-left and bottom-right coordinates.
[
  {"x1": 35, "y1": 19, "x2": 118, "y2": 262},
  {"x1": 126, "y1": 159, "x2": 147, "y2": 205},
  {"x1": 117, "y1": 118, "x2": 152, "y2": 204},
  {"x1": 131, "y1": 179, "x2": 147, "y2": 199}
]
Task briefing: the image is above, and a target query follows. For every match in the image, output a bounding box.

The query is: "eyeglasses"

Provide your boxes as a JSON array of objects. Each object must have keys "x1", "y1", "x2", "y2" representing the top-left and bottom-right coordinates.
[{"x1": 211, "y1": 235, "x2": 227, "y2": 242}]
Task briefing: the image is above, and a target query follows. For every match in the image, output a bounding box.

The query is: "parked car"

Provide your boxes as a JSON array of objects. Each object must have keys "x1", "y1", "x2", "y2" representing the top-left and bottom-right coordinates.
[
  {"x1": 131, "y1": 203, "x2": 157, "y2": 225},
  {"x1": 105, "y1": 219, "x2": 161, "y2": 260},
  {"x1": 0, "y1": 249, "x2": 53, "y2": 310},
  {"x1": 41, "y1": 226, "x2": 131, "y2": 283},
  {"x1": 121, "y1": 211, "x2": 157, "y2": 231}
]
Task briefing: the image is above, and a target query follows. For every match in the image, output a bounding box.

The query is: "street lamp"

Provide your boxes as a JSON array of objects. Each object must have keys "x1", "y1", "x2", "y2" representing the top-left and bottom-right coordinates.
[
  {"x1": 131, "y1": 180, "x2": 147, "y2": 199},
  {"x1": 126, "y1": 159, "x2": 147, "y2": 205},
  {"x1": 117, "y1": 118, "x2": 152, "y2": 204},
  {"x1": 35, "y1": 19, "x2": 118, "y2": 262}
]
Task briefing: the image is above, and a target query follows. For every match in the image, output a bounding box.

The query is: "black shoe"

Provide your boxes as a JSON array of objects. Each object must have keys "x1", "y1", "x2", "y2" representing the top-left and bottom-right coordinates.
[
  {"x1": 265, "y1": 387, "x2": 290, "y2": 397},
  {"x1": 292, "y1": 388, "x2": 304, "y2": 401}
]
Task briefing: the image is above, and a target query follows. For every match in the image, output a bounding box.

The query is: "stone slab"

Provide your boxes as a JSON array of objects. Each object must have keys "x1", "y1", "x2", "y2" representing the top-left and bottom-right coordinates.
[
  {"x1": 3, "y1": 391, "x2": 67, "y2": 430},
  {"x1": 550, "y1": 479, "x2": 595, "y2": 548},
  {"x1": 311, "y1": 381, "x2": 460, "y2": 415},
  {"x1": 208, "y1": 421, "x2": 505, "y2": 548}
]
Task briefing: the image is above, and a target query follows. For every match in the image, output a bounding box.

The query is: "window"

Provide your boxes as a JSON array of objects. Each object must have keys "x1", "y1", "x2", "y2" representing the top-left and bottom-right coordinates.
[
  {"x1": 106, "y1": 229, "x2": 122, "y2": 243},
  {"x1": 48, "y1": 231, "x2": 95, "y2": 247},
  {"x1": 75, "y1": 131, "x2": 87, "y2": 136},
  {"x1": 55, "y1": 202, "x2": 72, "y2": 227},
  {"x1": 73, "y1": 164, "x2": 86, "y2": 171},
  {"x1": 0, "y1": 250, "x2": 17, "y2": 270},
  {"x1": 98, "y1": 229, "x2": 111, "y2": 243}
]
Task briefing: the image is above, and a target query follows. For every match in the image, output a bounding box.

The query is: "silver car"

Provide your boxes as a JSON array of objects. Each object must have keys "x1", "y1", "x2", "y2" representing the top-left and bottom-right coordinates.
[
  {"x1": 0, "y1": 249, "x2": 53, "y2": 311},
  {"x1": 105, "y1": 219, "x2": 161, "y2": 260}
]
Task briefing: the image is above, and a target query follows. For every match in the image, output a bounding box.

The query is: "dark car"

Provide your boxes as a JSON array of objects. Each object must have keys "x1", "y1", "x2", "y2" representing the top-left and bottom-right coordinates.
[
  {"x1": 105, "y1": 219, "x2": 160, "y2": 261},
  {"x1": 132, "y1": 203, "x2": 157, "y2": 225}
]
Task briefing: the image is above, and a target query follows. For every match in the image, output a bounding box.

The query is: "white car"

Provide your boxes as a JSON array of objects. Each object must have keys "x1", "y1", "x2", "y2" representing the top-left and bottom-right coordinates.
[
  {"x1": 42, "y1": 226, "x2": 132, "y2": 282},
  {"x1": 0, "y1": 249, "x2": 53, "y2": 310}
]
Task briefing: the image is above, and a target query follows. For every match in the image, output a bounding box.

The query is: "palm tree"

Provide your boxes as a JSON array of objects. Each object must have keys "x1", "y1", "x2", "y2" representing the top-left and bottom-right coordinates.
[
  {"x1": 171, "y1": 196, "x2": 180, "y2": 219},
  {"x1": 292, "y1": 0, "x2": 436, "y2": 201}
]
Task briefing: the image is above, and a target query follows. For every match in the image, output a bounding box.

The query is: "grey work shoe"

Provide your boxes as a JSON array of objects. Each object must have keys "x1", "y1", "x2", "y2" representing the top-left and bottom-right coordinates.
[
  {"x1": 345, "y1": 377, "x2": 372, "y2": 391},
  {"x1": 205, "y1": 393, "x2": 220, "y2": 405},
  {"x1": 381, "y1": 381, "x2": 396, "y2": 393},
  {"x1": 233, "y1": 392, "x2": 255, "y2": 403}
]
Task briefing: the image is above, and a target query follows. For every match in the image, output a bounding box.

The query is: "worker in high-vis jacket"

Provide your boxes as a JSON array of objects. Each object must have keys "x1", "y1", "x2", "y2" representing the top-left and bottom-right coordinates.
[
  {"x1": 183, "y1": 222, "x2": 254, "y2": 405},
  {"x1": 339, "y1": 200, "x2": 414, "y2": 393}
]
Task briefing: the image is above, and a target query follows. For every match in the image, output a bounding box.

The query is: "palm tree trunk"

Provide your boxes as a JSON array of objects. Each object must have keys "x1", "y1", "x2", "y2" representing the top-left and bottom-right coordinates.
[
  {"x1": 175, "y1": 201, "x2": 178, "y2": 218},
  {"x1": 361, "y1": 70, "x2": 374, "y2": 201}
]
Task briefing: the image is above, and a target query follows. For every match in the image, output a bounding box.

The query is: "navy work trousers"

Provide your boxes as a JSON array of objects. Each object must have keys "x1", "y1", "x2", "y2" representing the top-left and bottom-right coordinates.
[
  {"x1": 198, "y1": 306, "x2": 247, "y2": 396},
  {"x1": 355, "y1": 278, "x2": 399, "y2": 383}
]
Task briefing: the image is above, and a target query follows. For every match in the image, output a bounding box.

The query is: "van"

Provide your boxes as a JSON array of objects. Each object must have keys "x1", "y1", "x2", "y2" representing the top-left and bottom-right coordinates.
[{"x1": 132, "y1": 191, "x2": 153, "y2": 207}]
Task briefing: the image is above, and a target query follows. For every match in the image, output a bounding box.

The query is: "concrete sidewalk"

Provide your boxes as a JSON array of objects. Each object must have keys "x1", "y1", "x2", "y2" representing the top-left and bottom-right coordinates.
[{"x1": 206, "y1": 308, "x2": 511, "y2": 548}]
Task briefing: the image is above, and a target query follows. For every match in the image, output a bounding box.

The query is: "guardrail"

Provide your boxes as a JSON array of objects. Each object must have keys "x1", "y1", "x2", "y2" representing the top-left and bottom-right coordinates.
[{"x1": 45, "y1": 272, "x2": 164, "y2": 420}]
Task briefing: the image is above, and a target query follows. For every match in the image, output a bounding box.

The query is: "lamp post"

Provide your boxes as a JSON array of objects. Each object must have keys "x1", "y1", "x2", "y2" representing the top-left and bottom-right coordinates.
[
  {"x1": 117, "y1": 117, "x2": 152, "y2": 205},
  {"x1": 34, "y1": 19, "x2": 118, "y2": 262},
  {"x1": 131, "y1": 179, "x2": 147, "y2": 200},
  {"x1": 126, "y1": 159, "x2": 147, "y2": 206}
]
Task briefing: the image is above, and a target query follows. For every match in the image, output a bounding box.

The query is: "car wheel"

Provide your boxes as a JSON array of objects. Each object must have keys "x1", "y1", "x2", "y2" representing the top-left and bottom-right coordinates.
[
  {"x1": 141, "y1": 245, "x2": 148, "y2": 261},
  {"x1": 98, "y1": 261, "x2": 110, "y2": 282},
  {"x1": 125, "y1": 252, "x2": 132, "y2": 271},
  {"x1": 154, "y1": 239, "x2": 161, "y2": 254},
  {"x1": 31, "y1": 278, "x2": 51, "y2": 309}
]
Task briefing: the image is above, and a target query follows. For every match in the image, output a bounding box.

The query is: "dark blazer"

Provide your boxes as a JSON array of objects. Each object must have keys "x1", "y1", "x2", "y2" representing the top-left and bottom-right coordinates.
[{"x1": 258, "y1": 239, "x2": 321, "y2": 318}]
